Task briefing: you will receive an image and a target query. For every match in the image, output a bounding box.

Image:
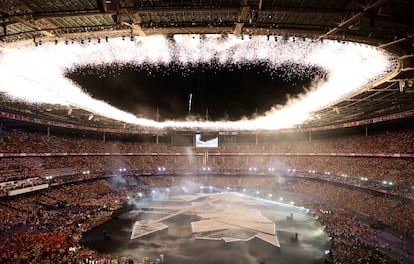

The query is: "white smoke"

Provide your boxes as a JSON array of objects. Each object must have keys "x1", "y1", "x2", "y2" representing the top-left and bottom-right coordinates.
[{"x1": 0, "y1": 34, "x2": 395, "y2": 130}]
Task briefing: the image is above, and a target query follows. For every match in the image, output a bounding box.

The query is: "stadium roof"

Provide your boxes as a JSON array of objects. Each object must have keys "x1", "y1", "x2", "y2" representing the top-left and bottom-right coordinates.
[{"x1": 0, "y1": 0, "x2": 413, "y2": 132}]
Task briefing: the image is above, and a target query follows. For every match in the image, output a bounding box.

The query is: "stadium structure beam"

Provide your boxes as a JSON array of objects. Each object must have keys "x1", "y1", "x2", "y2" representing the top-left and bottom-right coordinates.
[
  {"x1": 115, "y1": 1, "x2": 146, "y2": 37},
  {"x1": 18, "y1": 6, "x2": 344, "y2": 21},
  {"x1": 122, "y1": 21, "x2": 146, "y2": 36},
  {"x1": 378, "y1": 37, "x2": 409, "y2": 48},
  {"x1": 126, "y1": 6, "x2": 344, "y2": 16},
  {"x1": 399, "y1": 54, "x2": 414, "y2": 60},
  {"x1": 318, "y1": 0, "x2": 388, "y2": 40},
  {"x1": 33, "y1": 10, "x2": 116, "y2": 20},
  {"x1": 258, "y1": 0, "x2": 263, "y2": 10},
  {"x1": 11, "y1": 0, "x2": 60, "y2": 37},
  {"x1": 233, "y1": 5, "x2": 251, "y2": 36},
  {"x1": 97, "y1": 0, "x2": 108, "y2": 13}
]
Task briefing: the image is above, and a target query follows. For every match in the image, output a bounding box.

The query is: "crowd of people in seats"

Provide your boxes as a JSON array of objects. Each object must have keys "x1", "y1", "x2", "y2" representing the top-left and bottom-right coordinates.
[
  {"x1": 0, "y1": 174, "x2": 412, "y2": 263},
  {"x1": 318, "y1": 212, "x2": 398, "y2": 264},
  {"x1": 32, "y1": 154, "x2": 413, "y2": 199},
  {"x1": 0, "y1": 179, "x2": 129, "y2": 263},
  {"x1": 1, "y1": 128, "x2": 414, "y2": 155},
  {"x1": 1, "y1": 154, "x2": 413, "y2": 200},
  {"x1": 287, "y1": 180, "x2": 414, "y2": 234},
  {"x1": 1, "y1": 128, "x2": 414, "y2": 262}
]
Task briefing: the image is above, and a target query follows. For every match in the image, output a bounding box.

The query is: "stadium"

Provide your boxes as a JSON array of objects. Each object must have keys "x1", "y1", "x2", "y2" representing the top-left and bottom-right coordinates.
[{"x1": 0, "y1": 0, "x2": 413, "y2": 263}]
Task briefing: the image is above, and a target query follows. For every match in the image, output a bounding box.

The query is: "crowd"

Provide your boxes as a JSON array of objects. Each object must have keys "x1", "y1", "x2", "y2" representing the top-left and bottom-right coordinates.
[
  {"x1": 1, "y1": 128, "x2": 414, "y2": 155},
  {"x1": 284, "y1": 179, "x2": 414, "y2": 263},
  {"x1": 0, "y1": 179, "x2": 129, "y2": 263},
  {"x1": 1, "y1": 128, "x2": 414, "y2": 262},
  {"x1": 0, "y1": 174, "x2": 412, "y2": 263},
  {"x1": 0, "y1": 129, "x2": 414, "y2": 185}
]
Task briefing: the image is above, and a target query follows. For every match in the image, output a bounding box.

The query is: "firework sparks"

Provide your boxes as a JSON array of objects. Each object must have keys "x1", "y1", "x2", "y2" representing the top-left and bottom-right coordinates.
[{"x1": 0, "y1": 34, "x2": 395, "y2": 130}]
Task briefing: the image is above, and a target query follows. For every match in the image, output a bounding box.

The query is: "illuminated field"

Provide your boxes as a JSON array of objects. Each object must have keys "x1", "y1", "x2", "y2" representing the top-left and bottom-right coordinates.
[
  {"x1": 80, "y1": 189, "x2": 330, "y2": 263},
  {"x1": 0, "y1": 35, "x2": 395, "y2": 130}
]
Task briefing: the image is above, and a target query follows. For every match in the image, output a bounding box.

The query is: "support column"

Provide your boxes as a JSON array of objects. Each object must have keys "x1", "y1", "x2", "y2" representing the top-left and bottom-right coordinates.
[
  {"x1": 205, "y1": 149, "x2": 208, "y2": 166},
  {"x1": 156, "y1": 107, "x2": 159, "y2": 144}
]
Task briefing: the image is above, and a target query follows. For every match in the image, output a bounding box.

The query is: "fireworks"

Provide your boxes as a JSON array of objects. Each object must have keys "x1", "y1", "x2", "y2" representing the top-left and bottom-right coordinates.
[{"x1": 0, "y1": 34, "x2": 396, "y2": 130}]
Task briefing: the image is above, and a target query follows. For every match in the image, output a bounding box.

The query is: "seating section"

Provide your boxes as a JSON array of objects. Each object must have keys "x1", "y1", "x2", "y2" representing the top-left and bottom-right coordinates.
[{"x1": 0, "y1": 128, "x2": 413, "y2": 263}]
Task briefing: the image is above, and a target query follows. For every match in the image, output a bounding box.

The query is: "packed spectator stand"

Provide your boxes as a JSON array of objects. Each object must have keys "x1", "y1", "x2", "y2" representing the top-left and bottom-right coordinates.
[{"x1": 0, "y1": 126, "x2": 413, "y2": 263}]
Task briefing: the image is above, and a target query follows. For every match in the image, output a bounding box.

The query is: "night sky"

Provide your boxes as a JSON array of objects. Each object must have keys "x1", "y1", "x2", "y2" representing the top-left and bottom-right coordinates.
[{"x1": 67, "y1": 63, "x2": 324, "y2": 121}]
